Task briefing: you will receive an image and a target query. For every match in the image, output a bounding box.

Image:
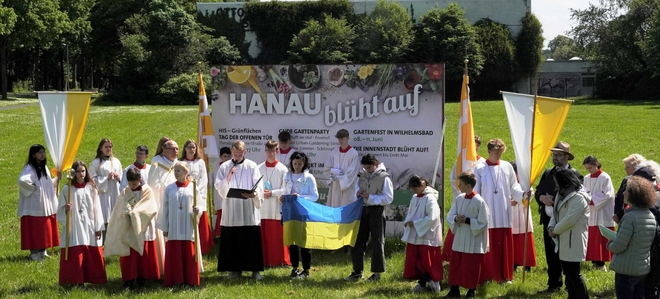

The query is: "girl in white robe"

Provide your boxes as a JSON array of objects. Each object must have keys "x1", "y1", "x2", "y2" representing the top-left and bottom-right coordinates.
[
  {"x1": 582, "y1": 156, "x2": 615, "y2": 270},
  {"x1": 402, "y1": 175, "x2": 443, "y2": 293},
  {"x1": 89, "y1": 138, "x2": 122, "y2": 227},
  {"x1": 156, "y1": 162, "x2": 202, "y2": 287},
  {"x1": 18, "y1": 144, "x2": 60, "y2": 261},
  {"x1": 179, "y1": 139, "x2": 212, "y2": 255},
  {"x1": 57, "y1": 160, "x2": 107, "y2": 285}
]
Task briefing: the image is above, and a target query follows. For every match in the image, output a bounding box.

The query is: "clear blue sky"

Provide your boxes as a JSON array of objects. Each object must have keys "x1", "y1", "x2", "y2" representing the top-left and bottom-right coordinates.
[{"x1": 532, "y1": 0, "x2": 592, "y2": 47}]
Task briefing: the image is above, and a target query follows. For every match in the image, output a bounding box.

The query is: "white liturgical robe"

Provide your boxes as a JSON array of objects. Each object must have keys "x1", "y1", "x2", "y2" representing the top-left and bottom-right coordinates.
[
  {"x1": 214, "y1": 158, "x2": 264, "y2": 227},
  {"x1": 474, "y1": 160, "x2": 525, "y2": 229},
  {"x1": 258, "y1": 161, "x2": 288, "y2": 220},
  {"x1": 323, "y1": 146, "x2": 360, "y2": 207},
  {"x1": 89, "y1": 157, "x2": 122, "y2": 223},
  {"x1": 57, "y1": 183, "x2": 104, "y2": 247}
]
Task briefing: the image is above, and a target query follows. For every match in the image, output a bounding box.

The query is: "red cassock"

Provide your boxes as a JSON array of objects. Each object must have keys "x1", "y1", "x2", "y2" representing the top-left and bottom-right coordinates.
[
  {"x1": 119, "y1": 240, "x2": 161, "y2": 281},
  {"x1": 512, "y1": 232, "x2": 537, "y2": 267},
  {"x1": 59, "y1": 246, "x2": 107, "y2": 285},
  {"x1": 21, "y1": 215, "x2": 59, "y2": 250},
  {"x1": 442, "y1": 230, "x2": 455, "y2": 262},
  {"x1": 260, "y1": 219, "x2": 291, "y2": 267},
  {"x1": 586, "y1": 226, "x2": 613, "y2": 262},
  {"x1": 164, "y1": 240, "x2": 199, "y2": 286},
  {"x1": 481, "y1": 228, "x2": 514, "y2": 283},
  {"x1": 403, "y1": 244, "x2": 443, "y2": 282},
  {"x1": 198, "y1": 211, "x2": 213, "y2": 254},
  {"x1": 449, "y1": 252, "x2": 485, "y2": 289}
]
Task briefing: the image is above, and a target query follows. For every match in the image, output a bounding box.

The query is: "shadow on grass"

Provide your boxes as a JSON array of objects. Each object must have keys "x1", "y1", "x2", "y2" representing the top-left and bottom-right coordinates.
[
  {"x1": 572, "y1": 98, "x2": 660, "y2": 108},
  {"x1": 0, "y1": 254, "x2": 31, "y2": 264}
]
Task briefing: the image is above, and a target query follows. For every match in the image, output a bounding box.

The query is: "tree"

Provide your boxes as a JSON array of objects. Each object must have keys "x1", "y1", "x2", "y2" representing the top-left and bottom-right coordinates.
[
  {"x1": 473, "y1": 19, "x2": 516, "y2": 99},
  {"x1": 515, "y1": 12, "x2": 544, "y2": 79},
  {"x1": 547, "y1": 35, "x2": 582, "y2": 60},
  {"x1": 0, "y1": 0, "x2": 67, "y2": 99},
  {"x1": 642, "y1": 6, "x2": 660, "y2": 77},
  {"x1": 353, "y1": 0, "x2": 413, "y2": 63},
  {"x1": 408, "y1": 3, "x2": 483, "y2": 81},
  {"x1": 288, "y1": 15, "x2": 356, "y2": 64}
]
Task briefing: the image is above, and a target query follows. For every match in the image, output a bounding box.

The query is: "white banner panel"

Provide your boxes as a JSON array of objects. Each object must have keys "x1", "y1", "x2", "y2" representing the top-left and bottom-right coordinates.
[{"x1": 210, "y1": 64, "x2": 445, "y2": 206}]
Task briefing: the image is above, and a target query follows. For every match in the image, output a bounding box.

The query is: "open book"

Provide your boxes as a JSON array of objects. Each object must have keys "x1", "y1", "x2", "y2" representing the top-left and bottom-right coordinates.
[{"x1": 226, "y1": 175, "x2": 263, "y2": 198}]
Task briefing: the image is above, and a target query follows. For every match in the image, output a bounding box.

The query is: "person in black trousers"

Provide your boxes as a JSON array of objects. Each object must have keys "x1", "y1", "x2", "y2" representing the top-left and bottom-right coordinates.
[{"x1": 535, "y1": 141, "x2": 583, "y2": 294}]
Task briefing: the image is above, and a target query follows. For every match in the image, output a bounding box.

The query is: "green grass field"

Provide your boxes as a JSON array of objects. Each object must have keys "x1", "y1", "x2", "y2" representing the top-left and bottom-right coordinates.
[{"x1": 0, "y1": 97, "x2": 658, "y2": 298}]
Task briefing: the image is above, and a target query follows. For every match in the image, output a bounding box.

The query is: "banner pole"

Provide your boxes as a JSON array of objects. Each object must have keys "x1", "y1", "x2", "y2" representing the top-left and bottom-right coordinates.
[{"x1": 522, "y1": 75, "x2": 538, "y2": 283}]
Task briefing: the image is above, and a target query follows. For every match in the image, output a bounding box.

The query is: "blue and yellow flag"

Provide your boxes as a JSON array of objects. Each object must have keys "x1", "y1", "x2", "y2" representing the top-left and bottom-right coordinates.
[{"x1": 282, "y1": 196, "x2": 362, "y2": 250}]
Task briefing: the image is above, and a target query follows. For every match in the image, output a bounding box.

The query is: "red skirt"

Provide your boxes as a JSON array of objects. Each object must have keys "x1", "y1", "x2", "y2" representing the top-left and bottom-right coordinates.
[
  {"x1": 481, "y1": 228, "x2": 514, "y2": 283},
  {"x1": 59, "y1": 246, "x2": 107, "y2": 285},
  {"x1": 260, "y1": 219, "x2": 291, "y2": 267},
  {"x1": 214, "y1": 210, "x2": 222, "y2": 237},
  {"x1": 512, "y1": 232, "x2": 537, "y2": 267},
  {"x1": 119, "y1": 240, "x2": 161, "y2": 281},
  {"x1": 442, "y1": 230, "x2": 454, "y2": 262},
  {"x1": 449, "y1": 252, "x2": 485, "y2": 289},
  {"x1": 403, "y1": 243, "x2": 443, "y2": 282},
  {"x1": 586, "y1": 226, "x2": 613, "y2": 262},
  {"x1": 164, "y1": 240, "x2": 199, "y2": 286},
  {"x1": 21, "y1": 215, "x2": 59, "y2": 250},
  {"x1": 198, "y1": 211, "x2": 212, "y2": 255}
]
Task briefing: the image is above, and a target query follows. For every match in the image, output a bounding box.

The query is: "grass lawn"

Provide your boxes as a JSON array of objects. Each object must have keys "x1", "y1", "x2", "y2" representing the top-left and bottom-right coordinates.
[{"x1": 0, "y1": 98, "x2": 658, "y2": 298}]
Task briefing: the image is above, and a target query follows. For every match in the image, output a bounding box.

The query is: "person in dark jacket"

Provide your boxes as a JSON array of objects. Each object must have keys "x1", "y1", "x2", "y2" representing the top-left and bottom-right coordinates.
[{"x1": 535, "y1": 141, "x2": 583, "y2": 294}]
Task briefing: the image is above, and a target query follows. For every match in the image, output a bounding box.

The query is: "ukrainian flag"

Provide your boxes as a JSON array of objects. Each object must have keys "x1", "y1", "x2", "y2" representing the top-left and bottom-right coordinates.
[{"x1": 282, "y1": 195, "x2": 362, "y2": 250}]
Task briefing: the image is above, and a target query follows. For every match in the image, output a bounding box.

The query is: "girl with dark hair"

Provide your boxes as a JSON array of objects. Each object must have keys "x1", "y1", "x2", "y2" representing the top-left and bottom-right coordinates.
[
  {"x1": 281, "y1": 151, "x2": 318, "y2": 279},
  {"x1": 18, "y1": 144, "x2": 60, "y2": 262},
  {"x1": 402, "y1": 175, "x2": 443, "y2": 293},
  {"x1": 89, "y1": 138, "x2": 123, "y2": 230},
  {"x1": 547, "y1": 168, "x2": 590, "y2": 299},
  {"x1": 57, "y1": 160, "x2": 106, "y2": 285},
  {"x1": 582, "y1": 155, "x2": 615, "y2": 271}
]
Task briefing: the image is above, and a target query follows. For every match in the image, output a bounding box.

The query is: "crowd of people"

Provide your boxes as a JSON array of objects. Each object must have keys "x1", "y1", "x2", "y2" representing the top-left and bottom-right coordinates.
[{"x1": 16, "y1": 131, "x2": 660, "y2": 298}]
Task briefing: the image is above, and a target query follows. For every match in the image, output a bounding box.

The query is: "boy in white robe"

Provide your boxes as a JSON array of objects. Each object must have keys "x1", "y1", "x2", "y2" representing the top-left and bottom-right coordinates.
[
  {"x1": 446, "y1": 171, "x2": 490, "y2": 298},
  {"x1": 323, "y1": 129, "x2": 360, "y2": 207},
  {"x1": 277, "y1": 131, "x2": 295, "y2": 168},
  {"x1": 212, "y1": 147, "x2": 232, "y2": 240},
  {"x1": 214, "y1": 140, "x2": 265, "y2": 280},
  {"x1": 105, "y1": 168, "x2": 160, "y2": 288},
  {"x1": 120, "y1": 145, "x2": 151, "y2": 190},
  {"x1": 582, "y1": 155, "x2": 615, "y2": 270},
  {"x1": 57, "y1": 160, "x2": 107, "y2": 285},
  {"x1": 258, "y1": 140, "x2": 290, "y2": 267}
]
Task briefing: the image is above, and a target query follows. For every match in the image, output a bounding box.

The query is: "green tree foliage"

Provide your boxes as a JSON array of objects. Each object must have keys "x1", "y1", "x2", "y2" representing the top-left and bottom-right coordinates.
[
  {"x1": 353, "y1": 0, "x2": 413, "y2": 63},
  {"x1": 408, "y1": 3, "x2": 483, "y2": 82},
  {"x1": 515, "y1": 12, "x2": 544, "y2": 79},
  {"x1": 570, "y1": 0, "x2": 659, "y2": 98},
  {"x1": 0, "y1": 1, "x2": 17, "y2": 36},
  {"x1": 547, "y1": 35, "x2": 582, "y2": 60},
  {"x1": 196, "y1": 10, "x2": 250, "y2": 60},
  {"x1": 472, "y1": 19, "x2": 515, "y2": 99},
  {"x1": 206, "y1": 35, "x2": 243, "y2": 65},
  {"x1": 0, "y1": 0, "x2": 67, "y2": 99},
  {"x1": 642, "y1": 7, "x2": 660, "y2": 77},
  {"x1": 288, "y1": 15, "x2": 356, "y2": 64},
  {"x1": 245, "y1": 0, "x2": 353, "y2": 64}
]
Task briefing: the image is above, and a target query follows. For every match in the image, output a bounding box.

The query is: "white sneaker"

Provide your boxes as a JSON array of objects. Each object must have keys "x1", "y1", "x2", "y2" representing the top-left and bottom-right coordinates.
[
  {"x1": 411, "y1": 283, "x2": 427, "y2": 293},
  {"x1": 429, "y1": 281, "x2": 441, "y2": 293},
  {"x1": 252, "y1": 272, "x2": 263, "y2": 281},
  {"x1": 41, "y1": 250, "x2": 52, "y2": 259}
]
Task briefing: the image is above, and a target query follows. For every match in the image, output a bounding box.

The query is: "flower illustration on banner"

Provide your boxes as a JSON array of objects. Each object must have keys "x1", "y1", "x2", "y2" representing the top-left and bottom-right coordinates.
[
  {"x1": 425, "y1": 64, "x2": 443, "y2": 80},
  {"x1": 210, "y1": 66, "x2": 227, "y2": 92},
  {"x1": 358, "y1": 64, "x2": 376, "y2": 80}
]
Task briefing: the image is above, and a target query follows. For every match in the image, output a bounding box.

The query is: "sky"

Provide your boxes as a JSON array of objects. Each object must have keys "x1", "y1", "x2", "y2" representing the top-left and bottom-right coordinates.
[{"x1": 532, "y1": 0, "x2": 593, "y2": 47}]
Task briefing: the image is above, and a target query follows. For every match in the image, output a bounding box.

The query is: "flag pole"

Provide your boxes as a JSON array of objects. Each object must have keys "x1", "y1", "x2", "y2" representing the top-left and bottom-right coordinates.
[
  {"x1": 522, "y1": 75, "x2": 538, "y2": 283},
  {"x1": 192, "y1": 179, "x2": 199, "y2": 260},
  {"x1": 65, "y1": 169, "x2": 73, "y2": 260}
]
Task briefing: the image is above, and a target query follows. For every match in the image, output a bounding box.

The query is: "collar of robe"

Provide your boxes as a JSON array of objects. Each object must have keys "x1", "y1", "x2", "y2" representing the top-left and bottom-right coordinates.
[
  {"x1": 279, "y1": 147, "x2": 292, "y2": 154},
  {"x1": 265, "y1": 160, "x2": 278, "y2": 167},
  {"x1": 486, "y1": 159, "x2": 500, "y2": 166},
  {"x1": 73, "y1": 181, "x2": 87, "y2": 188},
  {"x1": 131, "y1": 185, "x2": 142, "y2": 191},
  {"x1": 133, "y1": 162, "x2": 146, "y2": 169},
  {"x1": 184, "y1": 157, "x2": 195, "y2": 161},
  {"x1": 465, "y1": 191, "x2": 477, "y2": 199},
  {"x1": 176, "y1": 180, "x2": 190, "y2": 188},
  {"x1": 590, "y1": 169, "x2": 603, "y2": 178},
  {"x1": 103, "y1": 156, "x2": 111, "y2": 161},
  {"x1": 339, "y1": 145, "x2": 352, "y2": 153},
  {"x1": 232, "y1": 159, "x2": 245, "y2": 166},
  {"x1": 416, "y1": 193, "x2": 424, "y2": 197}
]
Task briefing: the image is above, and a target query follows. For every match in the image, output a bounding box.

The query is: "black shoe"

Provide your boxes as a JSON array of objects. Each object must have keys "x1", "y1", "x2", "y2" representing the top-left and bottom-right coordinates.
[
  {"x1": 289, "y1": 268, "x2": 300, "y2": 278},
  {"x1": 298, "y1": 270, "x2": 309, "y2": 279},
  {"x1": 366, "y1": 274, "x2": 380, "y2": 282},
  {"x1": 345, "y1": 271, "x2": 362, "y2": 281},
  {"x1": 444, "y1": 286, "x2": 461, "y2": 298},
  {"x1": 136, "y1": 278, "x2": 146, "y2": 287},
  {"x1": 123, "y1": 280, "x2": 136, "y2": 289},
  {"x1": 538, "y1": 287, "x2": 561, "y2": 294},
  {"x1": 465, "y1": 289, "x2": 476, "y2": 298}
]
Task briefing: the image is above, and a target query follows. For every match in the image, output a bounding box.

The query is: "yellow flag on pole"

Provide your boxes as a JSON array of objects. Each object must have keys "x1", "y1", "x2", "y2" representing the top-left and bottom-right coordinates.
[
  {"x1": 456, "y1": 74, "x2": 478, "y2": 175},
  {"x1": 198, "y1": 71, "x2": 219, "y2": 166}
]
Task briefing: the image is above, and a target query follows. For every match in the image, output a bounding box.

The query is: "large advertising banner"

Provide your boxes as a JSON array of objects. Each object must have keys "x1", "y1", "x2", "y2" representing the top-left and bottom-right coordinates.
[{"x1": 210, "y1": 64, "x2": 444, "y2": 226}]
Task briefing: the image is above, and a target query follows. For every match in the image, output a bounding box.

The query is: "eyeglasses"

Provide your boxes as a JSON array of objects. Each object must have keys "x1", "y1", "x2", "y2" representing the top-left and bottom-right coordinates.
[
  {"x1": 551, "y1": 152, "x2": 566, "y2": 157},
  {"x1": 164, "y1": 147, "x2": 179, "y2": 151}
]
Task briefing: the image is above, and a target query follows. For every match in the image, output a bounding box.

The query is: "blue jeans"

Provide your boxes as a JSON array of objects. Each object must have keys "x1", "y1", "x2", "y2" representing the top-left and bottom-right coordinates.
[{"x1": 615, "y1": 273, "x2": 646, "y2": 299}]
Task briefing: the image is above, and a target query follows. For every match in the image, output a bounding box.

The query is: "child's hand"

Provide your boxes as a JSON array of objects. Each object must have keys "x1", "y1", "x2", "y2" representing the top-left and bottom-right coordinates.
[
  {"x1": 264, "y1": 190, "x2": 272, "y2": 199},
  {"x1": 279, "y1": 196, "x2": 284, "y2": 203},
  {"x1": 511, "y1": 199, "x2": 518, "y2": 206},
  {"x1": 163, "y1": 232, "x2": 168, "y2": 238},
  {"x1": 95, "y1": 231, "x2": 102, "y2": 240},
  {"x1": 64, "y1": 203, "x2": 72, "y2": 212},
  {"x1": 193, "y1": 206, "x2": 200, "y2": 214},
  {"x1": 404, "y1": 221, "x2": 413, "y2": 227}
]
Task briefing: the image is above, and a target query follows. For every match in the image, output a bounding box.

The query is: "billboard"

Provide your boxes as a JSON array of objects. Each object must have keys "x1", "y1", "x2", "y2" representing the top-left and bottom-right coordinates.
[{"x1": 210, "y1": 63, "x2": 444, "y2": 211}]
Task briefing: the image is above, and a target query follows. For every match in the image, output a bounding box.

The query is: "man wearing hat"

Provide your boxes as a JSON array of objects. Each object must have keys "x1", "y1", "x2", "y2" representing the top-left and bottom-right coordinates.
[
  {"x1": 323, "y1": 129, "x2": 360, "y2": 207},
  {"x1": 535, "y1": 141, "x2": 584, "y2": 294}
]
